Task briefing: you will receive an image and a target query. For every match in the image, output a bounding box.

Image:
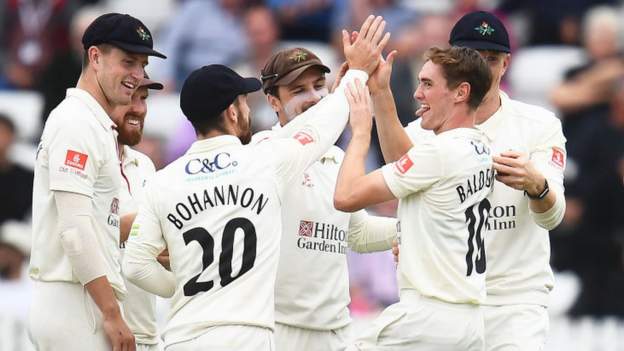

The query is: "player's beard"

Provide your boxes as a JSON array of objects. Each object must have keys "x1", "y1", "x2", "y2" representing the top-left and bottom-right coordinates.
[
  {"x1": 117, "y1": 113, "x2": 144, "y2": 146},
  {"x1": 237, "y1": 109, "x2": 252, "y2": 145}
]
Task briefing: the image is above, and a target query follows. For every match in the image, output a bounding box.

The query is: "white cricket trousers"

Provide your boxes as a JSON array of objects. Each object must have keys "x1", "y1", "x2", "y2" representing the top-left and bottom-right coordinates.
[
  {"x1": 348, "y1": 289, "x2": 484, "y2": 351},
  {"x1": 164, "y1": 325, "x2": 274, "y2": 351},
  {"x1": 275, "y1": 322, "x2": 351, "y2": 351},
  {"x1": 28, "y1": 281, "x2": 114, "y2": 350},
  {"x1": 483, "y1": 304, "x2": 549, "y2": 351}
]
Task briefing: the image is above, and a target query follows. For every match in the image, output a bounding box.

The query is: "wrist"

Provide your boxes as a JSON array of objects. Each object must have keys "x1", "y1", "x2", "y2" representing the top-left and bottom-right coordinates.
[{"x1": 525, "y1": 177, "x2": 549, "y2": 200}]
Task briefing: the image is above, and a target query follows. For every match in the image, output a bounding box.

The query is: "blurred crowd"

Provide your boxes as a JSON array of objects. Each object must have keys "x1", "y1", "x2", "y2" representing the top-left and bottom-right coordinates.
[{"x1": 1, "y1": 0, "x2": 624, "y2": 322}]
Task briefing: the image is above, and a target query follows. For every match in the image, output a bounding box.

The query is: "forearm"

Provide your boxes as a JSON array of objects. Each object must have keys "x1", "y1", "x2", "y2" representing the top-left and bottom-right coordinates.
[
  {"x1": 85, "y1": 276, "x2": 123, "y2": 318},
  {"x1": 372, "y1": 88, "x2": 412, "y2": 163},
  {"x1": 529, "y1": 185, "x2": 565, "y2": 230},
  {"x1": 123, "y1": 253, "x2": 176, "y2": 298},
  {"x1": 348, "y1": 215, "x2": 397, "y2": 253},
  {"x1": 296, "y1": 70, "x2": 368, "y2": 160},
  {"x1": 55, "y1": 191, "x2": 109, "y2": 285},
  {"x1": 334, "y1": 133, "x2": 371, "y2": 212}
]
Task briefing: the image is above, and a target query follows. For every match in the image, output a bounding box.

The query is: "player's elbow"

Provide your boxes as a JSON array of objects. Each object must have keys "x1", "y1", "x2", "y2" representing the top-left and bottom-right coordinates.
[{"x1": 334, "y1": 194, "x2": 360, "y2": 213}]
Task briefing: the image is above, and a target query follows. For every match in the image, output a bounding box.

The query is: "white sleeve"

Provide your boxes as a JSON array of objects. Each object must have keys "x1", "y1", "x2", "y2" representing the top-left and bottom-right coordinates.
[
  {"x1": 381, "y1": 139, "x2": 444, "y2": 198},
  {"x1": 268, "y1": 69, "x2": 369, "y2": 185},
  {"x1": 55, "y1": 191, "x2": 108, "y2": 285},
  {"x1": 347, "y1": 209, "x2": 397, "y2": 253},
  {"x1": 529, "y1": 118, "x2": 567, "y2": 230},
  {"x1": 48, "y1": 122, "x2": 102, "y2": 197},
  {"x1": 123, "y1": 183, "x2": 176, "y2": 298}
]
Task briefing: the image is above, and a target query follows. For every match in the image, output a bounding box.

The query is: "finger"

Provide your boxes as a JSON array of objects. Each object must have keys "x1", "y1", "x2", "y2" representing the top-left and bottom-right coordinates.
[
  {"x1": 345, "y1": 84, "x2": 356, "y2": 105},
  {"x1": 500, "y1": 150, "x2": 522, "y2": 158},
  {"x1": 341, "y1": 29, "x2": 351, "y2": 49},
  {"x1": 376, "y1": 32, "x2": 392, "y2": 53},
  {"x1": 493, "y1": 162, "x2": 519, "y2": 176},
  {"x1": 386, "y1": 50, "x2": 398, "y2": 66},
  {"x1": 351, "y1": 31, "x2": 358, "y2": 43},
  {"x1": 492, "y1": 156, "x2": 518, "y2": 168},
  {"x1": 366, "y1": 16, "x2": 384, "y2": 42},
  {"x1": 371, "y1": 20, "x2": 386, "y2": 45},
  {"x1": 358, "y1": 15, "x2": 375, "y2": 41}
]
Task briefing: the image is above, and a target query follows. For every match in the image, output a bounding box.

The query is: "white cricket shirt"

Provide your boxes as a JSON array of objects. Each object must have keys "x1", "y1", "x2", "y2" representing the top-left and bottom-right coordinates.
[
  {"x1": 124, "y1": 70, "x2": 368, "y2": 346},
  {"x1": 119, "y1": 146, "x2": 159, "y2": 345},
  {"x1": 405, "y1": 92, "x2": 566, "y2": 306},
  {"x1": 383, "y1": 128, "x2": 494, "y2": 304},
  {"x1": 30, "y1": 88, "x2": 126, "y2": 298}
]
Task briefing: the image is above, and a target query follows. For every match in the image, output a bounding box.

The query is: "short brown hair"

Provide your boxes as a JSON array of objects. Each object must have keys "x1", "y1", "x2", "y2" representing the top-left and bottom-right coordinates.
[
  {"x1": 82, "y1": 44, "x2": 113, "y2": 70},
  {"x1": 424, "y1": 46, "x2": 491, "y2": 110}
]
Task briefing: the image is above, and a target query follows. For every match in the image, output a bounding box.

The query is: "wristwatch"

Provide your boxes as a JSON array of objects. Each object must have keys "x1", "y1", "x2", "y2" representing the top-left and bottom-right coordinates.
[{"x1": 525, "y1": 179, "x2": 549, "y2": 200}]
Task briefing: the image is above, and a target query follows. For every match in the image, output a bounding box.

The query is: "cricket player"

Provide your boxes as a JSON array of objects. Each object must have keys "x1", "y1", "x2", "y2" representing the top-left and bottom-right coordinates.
[
  {"x1": 29, "y1": 13, "x2": 165, "y2": 351},
  {"x1": 380, "y1": 12, "x2": 567, "y2": 350},
  {"x1": 335, "y1": 46, "x2": 494, "y2": 350},
  {"x1": 115, "y1": 75, "x2": 168, "y2": 351},
  {"x1": 123, "y1": 15, "x2": 389, "y2": 350},
  {"x1": 254, "y1": 47, "x2": 397, "y2": 351}
]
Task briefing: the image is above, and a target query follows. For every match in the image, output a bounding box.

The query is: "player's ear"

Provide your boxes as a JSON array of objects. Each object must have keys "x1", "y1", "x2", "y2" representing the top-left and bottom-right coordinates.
[
  {"x1": 267, "y1": 92, "x2": 282, "y2": 113},
  {"x1": 501, "y1": 53, "x2": 511, "y2": 77},
  {"x1": 225, "y1": 103, "x2": 238, "y2": 124},
  {"x1": 455, "y1": 82, "x2": 470, "y2": 104}
]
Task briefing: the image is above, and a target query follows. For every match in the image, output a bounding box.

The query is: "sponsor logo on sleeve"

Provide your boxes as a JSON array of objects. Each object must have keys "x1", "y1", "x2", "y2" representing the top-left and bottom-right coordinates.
[
  {"x1": 293, "y1": 131, "x2": 314, "y2": 145},
  {"x1": 550, "y1": 147, "x2": 565, "y2": 168},
  {"x1": 395, "y1": 154, "x2": 414, "y2": 174},
  {"x1": 65, "y1": 150, "x2": 88, "y2": 170}
]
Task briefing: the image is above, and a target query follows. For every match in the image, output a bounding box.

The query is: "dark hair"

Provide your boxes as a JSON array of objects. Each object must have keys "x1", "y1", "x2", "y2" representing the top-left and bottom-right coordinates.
[
  {"x1": 424, "y1": 46, "x2": 492, "y2": 110},
  {"x1": 0, "y1": 113, "x2": 15, "y2": 134},
  {"x1": 82, "y1": 44, "x2": 113, "y2": 70}
]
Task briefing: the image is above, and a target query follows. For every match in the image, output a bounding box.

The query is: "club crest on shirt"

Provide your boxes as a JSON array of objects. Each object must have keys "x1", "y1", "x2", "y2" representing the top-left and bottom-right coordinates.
[
  {"x1": 64, "y1": 150, "x2": 88, "y2": 170},
  {"x1": 550, "y1": 147, "x2": 565, "y2": 169},
  {"x1": 301, "y1": 172, "x2": 314, "y2": 187},
  {"x1": 395, "y1": 154, "x2": 413, "y2": 174}
]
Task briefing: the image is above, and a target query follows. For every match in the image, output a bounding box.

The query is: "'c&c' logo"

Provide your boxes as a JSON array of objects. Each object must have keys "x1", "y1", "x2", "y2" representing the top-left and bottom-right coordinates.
[{"x1": 185, "y1": 152, "x2": 237, "y2": 175}]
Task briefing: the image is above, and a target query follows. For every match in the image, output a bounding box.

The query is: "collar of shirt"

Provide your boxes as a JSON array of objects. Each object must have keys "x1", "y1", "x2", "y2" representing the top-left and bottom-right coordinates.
[
  {"x1": 186, "y1": 135, "x2": 242, "y2": 155},
  {"x1": 476, "y1": 90, "x2": 508, "y2": 141},
  {"x1": 436, "y1": 127, "x2": 484, "y2": 140},
  {"x1": 66, "y1": 88, "x2": 117, "y2": 131},
  {"x1": 270, "y1": 122, "x2": 338, "y2": 163},
  {"x1": 121, "y1": 145, "x2": 140, "y2": 169}
]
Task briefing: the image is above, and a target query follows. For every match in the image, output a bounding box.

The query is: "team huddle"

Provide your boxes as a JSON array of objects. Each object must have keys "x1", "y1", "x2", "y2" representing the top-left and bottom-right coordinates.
[{"x1": 27, "y1": 9, "x2": 566, "y2": 351}]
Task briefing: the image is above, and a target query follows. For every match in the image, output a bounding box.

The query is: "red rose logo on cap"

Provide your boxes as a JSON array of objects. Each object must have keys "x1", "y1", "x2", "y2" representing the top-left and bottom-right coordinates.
[
  {"x1": 395, "y1": 154, "x2": 414, "y2": 174},
  {"x1": 65, "y1": 150, "x2": 88, "y2": 170},
  {"x1": 293, "y1": 131, "x2": 314, "y2": 145}
]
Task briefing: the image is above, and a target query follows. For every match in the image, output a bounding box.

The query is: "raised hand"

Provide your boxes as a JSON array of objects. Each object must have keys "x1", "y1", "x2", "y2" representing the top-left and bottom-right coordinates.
[
  {"x1": 345, "y1": 79, "x2": 373, "y2": 136},
  {"x1": 368, "y1": 50, "x2": 398, "y2": 95},
  {"x1": 342, "y1": 15, "x2": 391, "y2": 75}
]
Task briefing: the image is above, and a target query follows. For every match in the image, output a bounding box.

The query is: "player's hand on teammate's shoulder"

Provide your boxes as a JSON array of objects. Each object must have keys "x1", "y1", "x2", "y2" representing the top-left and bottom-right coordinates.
[
  {"x1": 102, "y1": 311, "x2": 136, "y2": 351},
  {"x1": 342, "y1": 15, "x2": 391, "y2": 75},
  {"x1": 493, "y1": 150, "x2": 545, "y2": 195},
  {"x1": 345, "y1": 79, "x2": 373, "y2": 136}
]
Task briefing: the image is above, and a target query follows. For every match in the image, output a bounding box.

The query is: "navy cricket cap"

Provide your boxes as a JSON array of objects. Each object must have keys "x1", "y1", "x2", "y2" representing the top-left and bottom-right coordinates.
[
  {"x1": 450, "y1": 11, "x2": 510, "y2": 53},
  {"x1": 82, "y1": 13, "x2": 166, "y2": 59},
  {"x1": 180, "y1": 65, "x2": 261, "y2": 123}
]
